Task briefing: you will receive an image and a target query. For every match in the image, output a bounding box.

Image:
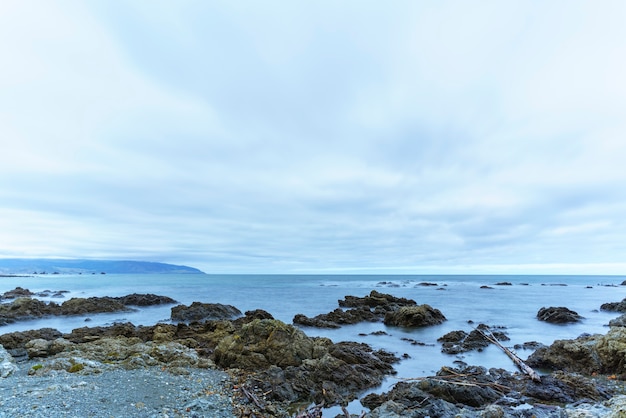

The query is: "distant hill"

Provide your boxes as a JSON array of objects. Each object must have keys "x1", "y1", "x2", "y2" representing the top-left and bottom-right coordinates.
[{"x1": 0, "y1": 259, "x2": 204, "y2": 275}]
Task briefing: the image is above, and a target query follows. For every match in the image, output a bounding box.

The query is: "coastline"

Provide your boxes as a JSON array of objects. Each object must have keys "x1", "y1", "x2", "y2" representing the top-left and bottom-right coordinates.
[{"x1": 2, "y1": 279, "x2": 626, "y2": 417}]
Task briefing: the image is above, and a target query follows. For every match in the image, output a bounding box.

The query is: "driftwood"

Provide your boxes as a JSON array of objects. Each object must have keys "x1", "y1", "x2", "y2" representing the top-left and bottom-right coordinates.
[{"x1": 474, "y1": 327, "x2": 542, "y2": 382}]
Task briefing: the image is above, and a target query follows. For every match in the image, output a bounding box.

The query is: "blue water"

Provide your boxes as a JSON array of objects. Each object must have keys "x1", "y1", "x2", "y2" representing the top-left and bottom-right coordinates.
[{"x1": 2, "y1": 274, "x2": 625, "y2": 413}]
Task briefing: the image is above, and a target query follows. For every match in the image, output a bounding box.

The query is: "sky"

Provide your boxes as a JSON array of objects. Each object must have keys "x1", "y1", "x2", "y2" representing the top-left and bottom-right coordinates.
[{"x1": 1, "y1": 1, "x2": 626, "y2": 274}]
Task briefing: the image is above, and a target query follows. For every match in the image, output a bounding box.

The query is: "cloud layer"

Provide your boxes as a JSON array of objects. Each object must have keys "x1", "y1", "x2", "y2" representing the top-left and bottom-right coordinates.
[{"x1": 2, "y1": 1, "x2": 626, "y2": 274}]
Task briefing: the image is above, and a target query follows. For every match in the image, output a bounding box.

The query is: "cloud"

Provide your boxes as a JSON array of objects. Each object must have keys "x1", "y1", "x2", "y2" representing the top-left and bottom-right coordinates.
[{"x1": 1, "y1": 1, "x2": 626, "y2": 273}]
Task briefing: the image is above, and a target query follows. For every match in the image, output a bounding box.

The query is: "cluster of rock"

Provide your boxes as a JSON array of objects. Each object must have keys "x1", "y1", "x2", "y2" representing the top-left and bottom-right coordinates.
[
  {"x1": 0, "y1": 302, "x2": 399, "y2": 413},
  {"x1": 4, "y1": 288, "x2": 626, "y2": 417},
  {"x1": 0, "y1": 288, "x2": 177, "y2": 326},
  {"x1": 293, "y1": 290, "x2": 446, "y2": 329}
]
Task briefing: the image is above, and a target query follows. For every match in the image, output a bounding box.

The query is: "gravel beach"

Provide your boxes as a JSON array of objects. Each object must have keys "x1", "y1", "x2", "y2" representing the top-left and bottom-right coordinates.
[{"x1": 0, "y1": 359, "x2": 237, "y2": 418}]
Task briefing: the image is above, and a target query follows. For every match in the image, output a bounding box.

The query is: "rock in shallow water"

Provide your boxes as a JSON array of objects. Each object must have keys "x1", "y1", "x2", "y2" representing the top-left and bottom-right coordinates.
[{"x1": 537, "y1": 306, "x2": 583, "y2": 323}]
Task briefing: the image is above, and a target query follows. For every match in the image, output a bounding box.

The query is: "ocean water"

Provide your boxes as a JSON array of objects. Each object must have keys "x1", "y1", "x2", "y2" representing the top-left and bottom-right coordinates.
[{"x1": 1, "y1": 274, "x2": 625, "y2": 413}]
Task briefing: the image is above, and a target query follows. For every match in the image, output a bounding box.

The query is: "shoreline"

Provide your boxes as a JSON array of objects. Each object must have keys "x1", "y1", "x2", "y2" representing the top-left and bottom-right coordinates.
[{"x1": 3, "y1": 284, "x2": 626, "y2": 417}]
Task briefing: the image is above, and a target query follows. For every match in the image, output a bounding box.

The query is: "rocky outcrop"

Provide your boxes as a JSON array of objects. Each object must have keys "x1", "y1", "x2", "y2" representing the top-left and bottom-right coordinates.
[
  {"x1": 537, "y1": 306, "x2": 583, "y2": 323},
  {"x1": 383, "y1": 305, "x2": 446, "y2": 327},
  {"x1": 363, "y1": 365, "x2": 614, "y2": 418},
  {"x1": 526, "y1": 327, "x2": 626, "y2": 376},
  {"x1": 438, "y1": 324, "x2": 509, "y2": 354},
  {"x1": 215, "y1": 318, "x2": 398, "y2": 406},
  {"x1": 293, "y1": 290, "x2": 445, "y2": 330},
  {"x1": 338, "y1": 290, "x2": 416, "y2": 308},
  {"x1": 601, "y1": 297, "x2": 626, "y2": 312},
  {"x1": 113, "y1": 293, "x2": 177, "y2": 306},
  {"x1": 293, "y1": 307, "x2": 379, "y2": 328},
  {"x1": 0, "y1": 294, "x2": 177, "y2": 326},
  {"x1": 171, "y1": 302, "x2": 242, "y2": 322},
  {"x1": 1, "y1": 287, "x2": 35, "y2": 299}
]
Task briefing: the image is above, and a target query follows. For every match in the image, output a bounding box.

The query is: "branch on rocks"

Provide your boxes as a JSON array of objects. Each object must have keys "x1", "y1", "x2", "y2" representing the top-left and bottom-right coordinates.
[
  {"x1": 294, "y1": 403, "x2": 323, "y2": 418},
  {"x1": 239, "y1": 384, "x2": 266, "y2": 410},
  {"x1": 474, "y1": 327, "x2": 542, "y2": 382}
]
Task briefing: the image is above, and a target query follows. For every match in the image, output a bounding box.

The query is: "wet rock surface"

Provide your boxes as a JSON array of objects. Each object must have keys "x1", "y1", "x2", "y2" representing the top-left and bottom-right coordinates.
[
  {"x1": 601, "y1": 297, "x2": 626, "y2": 313},
  {"x1": 383, "y1": 304, "x2": 446, "y2": 327},
  {"x1": 537, "y1": 306, "x2": 584, "y2": 323}
]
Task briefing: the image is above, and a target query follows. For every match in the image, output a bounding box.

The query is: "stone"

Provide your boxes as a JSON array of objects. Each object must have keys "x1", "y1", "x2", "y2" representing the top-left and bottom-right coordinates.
[
  {"x1": 171, "y1": 302, "x2": 242, "y2": 322},
  {"x1": 537, "y1": 306, "x2": 583, "y2": 323},
  {"x1": 383, "y1": 304, "x2": 446, "y2": 327}
]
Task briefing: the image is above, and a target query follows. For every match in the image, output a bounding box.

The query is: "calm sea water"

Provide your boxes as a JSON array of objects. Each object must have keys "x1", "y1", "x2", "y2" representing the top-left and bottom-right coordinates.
[{"x1": 1, "y1": 274, "x2": 625, "y2": 413}]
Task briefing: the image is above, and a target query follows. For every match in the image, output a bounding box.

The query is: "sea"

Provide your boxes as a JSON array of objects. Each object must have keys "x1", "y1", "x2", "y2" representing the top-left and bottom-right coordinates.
[{"x1": 1, "y1": 274, "x2": 625, "y2": 414}]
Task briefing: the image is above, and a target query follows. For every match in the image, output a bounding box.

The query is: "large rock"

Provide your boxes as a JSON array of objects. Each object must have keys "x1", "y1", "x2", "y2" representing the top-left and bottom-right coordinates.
[
  {"x1": 214, "y1": 318, "x2": 398, "y2": 406},
  {"x1": 293, "y1": 307, "x2": 379, "y2": 328},
  {"x1": 526, "y1": 327, "x2": 626, "y2": 375},
  {"x1": 1, "y1": 287, "x2": 35, "y2": 299},
  {"x1": 537, "y1": 306, "x2": 583, "y2": 323},
  {"x1": 383, "y1": 304, "x2": 446, "y2": 327},
  {"x1": 113, "y1": 293, "x2": 177, "y2": 306},
  {"x1": 601, "y1": 298, "x2": 626, "y2": 312},
  {"x1": 438, "y1": 324, "x2": 509, "y2": 354},
  {"x1": 59, "y1": 297, "x2": 131, "y2": 315},
  {"x1": 171, "y1": 302, "x2": 242, "y2": 322},
  {"x1": 338, "y1": 290, "x2": 416, "y2": 308}
]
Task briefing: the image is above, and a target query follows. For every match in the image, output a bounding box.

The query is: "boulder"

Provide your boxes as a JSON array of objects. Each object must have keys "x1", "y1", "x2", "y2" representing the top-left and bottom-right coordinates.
[
  {"x1": 171, "y1": 302, "x2": 241, "y2": 322},
  {"x1": 383, "y1": 304, "x2": 446, "y2": 327},
  {"x1": 60, "y1": 297, "x2": 132, "y2": 315},
  {"x1": 1, "y1": 286, "x2": 34, "y2": 299},
  {"x1": 113, "y1": 293, "x2": 177, "y2": 306},
  {"x1": 338, "y1": 290, "x2": 416, "y2": 308},
  {"x1": 537, "y1": 306, "x2": 583, "y2": 323},
  {"x1": 293, "y1": 307, "x2": 379, "y2": 328},
  {"x1": 0, "y1": 328, "x2": 63, "y2": 350},
  {"x1": 438, "y1": 325, "x2": 508, "y2": 354},
  {"x1": 601, "y1": 298, "x2": 626, "y2": 312}
]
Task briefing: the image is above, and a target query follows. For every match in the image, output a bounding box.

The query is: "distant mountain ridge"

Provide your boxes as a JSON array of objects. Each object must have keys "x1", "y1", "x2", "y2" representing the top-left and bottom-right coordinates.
[{"x1": 0, "y1": 259, "x2": 204, "y2": 274}]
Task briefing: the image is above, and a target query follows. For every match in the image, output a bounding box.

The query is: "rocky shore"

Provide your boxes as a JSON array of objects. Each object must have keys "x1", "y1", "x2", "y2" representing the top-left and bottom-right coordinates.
[{"x1": 2, "y1": 287, "x2": 626, "y2": 417}]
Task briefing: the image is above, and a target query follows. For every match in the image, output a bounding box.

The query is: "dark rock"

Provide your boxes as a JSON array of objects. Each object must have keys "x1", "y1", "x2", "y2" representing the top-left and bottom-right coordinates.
[
  {"x1": 113, "y1": 293, "x2": 177, "y2": 306},
  {"x1": 1, "y1": 287, "x2": 35, "y2": 299},
  {"x1": 494, "y1": 282, "x2": 512, "y2": 286},
  {"x1": 293, "y1": 307, "x2": 379, "y2": 328},
  {"x1": 416, "y1": 282, "x2": 438, "y2": 286},
  {"x1": 338, "y1": 290, "x2": 416, "y2": 308},
  {"x1": 438, "y1": 324, "x2": 508, "y2": 354},
  {"x1": 243, "y1": 309, "x2": 274, "y2": 321},
  {"x1": 601, "y1": 298, "x2": 626, "y2": 312},
  {"x1": 171, "y1": 302, "x2": 242, "y2": 322},
  {"x1": 537, "y1": 306, "x2": 583, "y2": 323},
  {"x1": 480, "y1": 285, "x2": 494, "y2": 289},
  {"x1": 60, "y1": 297, "x2": 131, "y2": 315},
  {"x1": 0, "y1": 328, "x2": 63, "y2": 349},
  {"x1": 383, "y1": 304, "x2": 446, "y2": 327}
]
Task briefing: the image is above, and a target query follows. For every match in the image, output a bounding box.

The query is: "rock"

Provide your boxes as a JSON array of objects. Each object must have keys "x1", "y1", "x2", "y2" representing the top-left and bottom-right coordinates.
[
  {"x1": 383, "y1": 304, "x2": 446, "y2": 327},
  {"x1": 601, "y1": 298, "x2": 626, "y2": 312},
  {"x1": 363, "y1": 365, "x2": 614, "y2": 418},
  {"x1": 438, "y1": 325, "x2": 509, "y2": 354},
  {"x1": 0, "y1": 328, "x2": 63, "y2": 350},
  {"x1": 0, "y1": 344, "x2": 18, "y2": 378},
  {"x1": 0, "y1": 297, "x2": 54, "y2": 323},
  {"x1": 494, "y1": 282, "x2": 513, "y2": 286},
  {"x1": 293, "y1": 307, "x2": 379, "y2": 328},
  {"x1": 60, "y1": 297, "x2": 132, "y2": 315},
  {"x1": 537, "y1": 306, "x2": 583, "y2": 323},
  {"x1": 171, "y1": 302, "x2": 242, "y2": 322},
  {"x1": 609, "y1": 314, "x2": 626, "y2": 327},
  {"x1": 113, "y1": 293, "x2": 177, "y2": 306},
  {"x1": 338, "y1": 290, "x2": 416, "y2": 308},
  {"x1": 1, "y1": 286, "x2": 34, "y2": 299}
]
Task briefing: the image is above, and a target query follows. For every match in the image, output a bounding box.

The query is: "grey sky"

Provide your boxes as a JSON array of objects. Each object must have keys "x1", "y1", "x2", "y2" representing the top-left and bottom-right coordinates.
[{"x1": 1, "y1": 1, "x2": 626, "y2": 274}]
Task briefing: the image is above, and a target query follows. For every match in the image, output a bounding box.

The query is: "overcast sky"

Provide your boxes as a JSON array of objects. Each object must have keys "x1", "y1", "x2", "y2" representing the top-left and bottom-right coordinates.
[{"x1": 1, "y1": 1, "x2": 626, "y2": 274}]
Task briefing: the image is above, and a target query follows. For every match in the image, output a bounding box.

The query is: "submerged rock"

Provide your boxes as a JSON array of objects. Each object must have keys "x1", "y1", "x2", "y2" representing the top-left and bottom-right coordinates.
[{"x1": 537, "y1": 306, "x2": 583, "y2": 323}]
